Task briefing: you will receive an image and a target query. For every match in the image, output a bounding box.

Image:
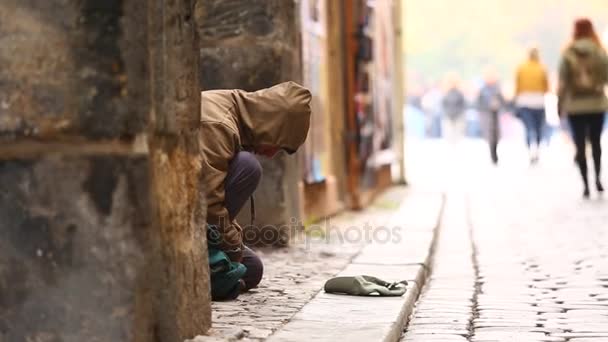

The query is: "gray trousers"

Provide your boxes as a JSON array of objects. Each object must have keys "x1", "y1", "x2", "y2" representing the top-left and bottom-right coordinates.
[{"x1": 224, "y1": 151, "x2": 264, "y2": 291}]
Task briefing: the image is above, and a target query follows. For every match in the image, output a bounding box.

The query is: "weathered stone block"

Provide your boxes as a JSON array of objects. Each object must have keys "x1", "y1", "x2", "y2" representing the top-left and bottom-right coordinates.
[
  {"x1": 0, "y1": 0, "x2": 149, "y2": 140},
  {"x1": 196, "y1": 0, "x2": 300, "y2": 92},
  {"x1": 196, "y1": 0, "x2": 302, "y2": 246},
  {"x1": 195, "y1": 0, "x2": 294, "y2": 45},
  {"x1": 200, "y1": 46, "x2": 288, "y2": 92},
  {"x1": 0, "y1": 0, "x2": 211, "y2": 341},
  {"x1": 146, "y1": 131, "x2": 211, "y2": 342},
  {"x1": 149, "y1": 0, "x2": 201, "y2": 134},
  {"x1": 0, "y1": 156, "x2": 150, "y2": 341}
]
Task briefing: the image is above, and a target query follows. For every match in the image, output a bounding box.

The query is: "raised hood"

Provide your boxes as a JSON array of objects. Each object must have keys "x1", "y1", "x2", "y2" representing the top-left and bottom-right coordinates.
[{"x1": 232, "y1": 82, "x2": 312, "y2": 153}]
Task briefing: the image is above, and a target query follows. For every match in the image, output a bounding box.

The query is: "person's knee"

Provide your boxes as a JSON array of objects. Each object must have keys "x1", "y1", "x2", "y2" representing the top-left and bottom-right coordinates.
[
  {"x1": 234, "y1": 151, "x2": 262, "y2": 186},
  {"x1": 249, "y1": 259, "x2": 264, "y2": 289},
  {"x1": 242, "y1": 253, "x2": 264, "y2": 291}
]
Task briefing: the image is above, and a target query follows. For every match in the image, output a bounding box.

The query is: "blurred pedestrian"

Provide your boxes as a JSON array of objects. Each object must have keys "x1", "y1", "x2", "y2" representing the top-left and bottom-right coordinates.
[
  {"x1": 558, "y1": 18, "x2": 608, "y2": 198},
  {"x1": 422, "y1": 85, "x2": 444, "y2": 138},
  {"x1": 515, "y1": 47, "x2": 549, "y2": 164},
  {"x1": 477, "y1": 70, "x2": 506, "y2": 164},
  {"x1": 442, "y1": 74, "x2": 467, "y2": 143}
]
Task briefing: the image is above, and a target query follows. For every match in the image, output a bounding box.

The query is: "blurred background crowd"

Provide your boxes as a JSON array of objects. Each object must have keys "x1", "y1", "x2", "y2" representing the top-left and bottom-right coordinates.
[{"x1": 403, "y1": 0, "x2": 608, "y2": 147}]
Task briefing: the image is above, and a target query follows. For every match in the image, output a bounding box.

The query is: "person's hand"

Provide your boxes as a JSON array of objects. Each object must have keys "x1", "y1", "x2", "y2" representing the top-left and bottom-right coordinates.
[
  {"x1": 220, "y1": 220, "x2": 243, "y2": 262},
  {"x1": 226, "y1": 246, "x2": 243, "y2": 263}
]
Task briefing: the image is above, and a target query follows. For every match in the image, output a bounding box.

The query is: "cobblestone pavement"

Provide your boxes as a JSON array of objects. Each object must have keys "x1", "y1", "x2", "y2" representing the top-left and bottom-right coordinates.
[
  {"x1": 403, "y1": 139, "x2": 608, "y2": 341},
  {"x1": 209, "y1": 187, "x2": 409, "y2": 341}
]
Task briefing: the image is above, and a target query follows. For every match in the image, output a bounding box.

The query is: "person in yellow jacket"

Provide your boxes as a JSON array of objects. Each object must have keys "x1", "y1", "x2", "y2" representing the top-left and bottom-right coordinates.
[
  {"x1": 515, "y1": 47, "x2": 550, "y2": 164},
  {"x1": 200, "y1": 82, "x2": 312, "y2": 293}
]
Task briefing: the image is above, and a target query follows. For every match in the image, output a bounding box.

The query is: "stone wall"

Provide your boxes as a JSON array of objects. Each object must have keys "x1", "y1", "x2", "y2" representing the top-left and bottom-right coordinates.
[
  {"x1": 195, "y1": 0, "x2": 303, "y2": 246},
  {"x1": 0, "y1": 1, "x2": 211, "y2": 341}
]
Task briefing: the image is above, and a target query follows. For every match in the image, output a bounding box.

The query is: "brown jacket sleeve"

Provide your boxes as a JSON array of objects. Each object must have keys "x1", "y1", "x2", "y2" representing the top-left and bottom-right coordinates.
[{"x1": 200, "y1": 121, "x2": 243, "y2": 261}]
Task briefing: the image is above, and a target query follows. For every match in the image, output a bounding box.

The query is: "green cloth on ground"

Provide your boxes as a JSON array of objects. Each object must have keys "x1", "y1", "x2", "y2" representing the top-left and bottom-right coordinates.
[{"x1": 324, "y1": 275, "x2": 408, "y2": 296}]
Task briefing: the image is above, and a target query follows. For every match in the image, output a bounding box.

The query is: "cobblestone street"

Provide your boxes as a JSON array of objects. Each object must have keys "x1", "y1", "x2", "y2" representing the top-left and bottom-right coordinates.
[
  {"x1": 403, "y1": 139, "x2": 608, "y2": 341},
  {"x1": 209, "y1": 188, "x2": 411, "y2": 341}
]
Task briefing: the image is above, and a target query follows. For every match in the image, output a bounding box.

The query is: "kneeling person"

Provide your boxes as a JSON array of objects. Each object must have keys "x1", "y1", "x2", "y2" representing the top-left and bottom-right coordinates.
[{"x1": 200, "y1": 82, "x2": 312, "y2": 297}]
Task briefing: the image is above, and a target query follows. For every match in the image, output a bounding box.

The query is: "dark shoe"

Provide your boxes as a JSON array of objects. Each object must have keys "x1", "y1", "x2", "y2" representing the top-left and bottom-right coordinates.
[
  {"x1": 530, "y1": 156, "x2": 539, "y2": 165},
  {"x1": 529, "y1": 149, "x2": 539, "y2": 165},
  {"x1": 583, "y1": 188, "x2": 590, "y2": 199},
  {"x1": 238, "y1": 279, "x2": 248, "y2": 293},
  {"x1": 597, "y1": 180, "x2": 604, "y2": 192}
]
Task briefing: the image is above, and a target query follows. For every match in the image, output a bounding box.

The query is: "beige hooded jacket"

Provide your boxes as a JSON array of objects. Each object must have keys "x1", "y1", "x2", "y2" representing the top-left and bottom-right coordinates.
[{"x1": 200, "y1": 82, "x2": 312, "y2": 259}]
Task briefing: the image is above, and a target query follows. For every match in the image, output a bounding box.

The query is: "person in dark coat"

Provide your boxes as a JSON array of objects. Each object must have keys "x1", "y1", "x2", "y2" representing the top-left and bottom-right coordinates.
[
  {"x1": 442, "y1": 75, "x2": 467, "y2": 143},
  {"x1": 477, "y1": 71, "x2": 506, "y2": 164}
]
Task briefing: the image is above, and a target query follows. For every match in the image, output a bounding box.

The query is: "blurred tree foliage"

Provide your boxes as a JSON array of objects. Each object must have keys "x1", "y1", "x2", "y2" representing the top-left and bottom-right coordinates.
[{"x1": 404, "y1": 0, "x2": 608, "y2": 84}]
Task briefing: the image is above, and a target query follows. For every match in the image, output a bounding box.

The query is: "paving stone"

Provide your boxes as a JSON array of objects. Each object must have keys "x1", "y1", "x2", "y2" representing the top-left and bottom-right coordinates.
[
  {"x1": 290, "y1": 292, "x2": 413, "y2": 324},
  {"x1": 551, "y1": 332, "x2": 608, "y2": 338},
  {"x1": 550, "y1": 324, "x2": 608, "y2": 332},
  {"x1": 473, "y1": 322, "x2": 543, "y2": 329},
  {"x1": 406, "y1": 327, "x2": 469, "y2": 335},
  {"x1": 415, "y1": 308, "x2": 475, "y2": 315},
  {"x1": 268, "y1": 319, "x2": 396, "y2": 342},
  {"x1": 414, "y1": 299, "x2": 474, "y2": 305},
  {"x1": 477, "y1": 311, "x2": 544, "y2": 319},
  {"x1": 477, "y1": 305, "x2": 563, "y2": 313},
  {"x1": 409, "y1": 317, "x2": 470, "y2": 325},
  {"x1": 471, "y1": 331, "x2": 565, "y2": 341},
  {"x1": 351, "y1": 232, "x2": 434, "y2": 265},
  {"x1": 409, "y1": 313, "x2": 472, "y2": 321},
  {"x1": 409, "y1": 324, "x2": 469, "y2": 332},
  {"x1": 474, "y1": 326, "x2": 552, "y2": 334},
  {"x1": 402, "y1": 333, "x2": 468, "y2": 341}
]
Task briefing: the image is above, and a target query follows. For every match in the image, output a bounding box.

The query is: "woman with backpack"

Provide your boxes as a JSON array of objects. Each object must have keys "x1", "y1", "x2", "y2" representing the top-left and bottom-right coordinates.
[{"x1": 558, "y1": 18, "x2": 608, "y2": 198}]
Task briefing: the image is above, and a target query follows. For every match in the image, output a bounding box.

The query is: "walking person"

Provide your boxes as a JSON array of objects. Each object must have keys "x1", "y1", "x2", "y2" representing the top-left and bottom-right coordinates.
[
  {"x1": 477, "y1": 71, "x2": 506, "y2": 164},
  {"x1": 515, "y1": 47, "x2": 550, "y2": 164},
  {"x1": 558, "y1": 18, "x2": 608, "y2": 198},
  {"x1": 422, "y1": 85, "x2": 444, "y2": 138},
  {"x1": 442, "y1": 75, "x2": 467, "y2": 144}
]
